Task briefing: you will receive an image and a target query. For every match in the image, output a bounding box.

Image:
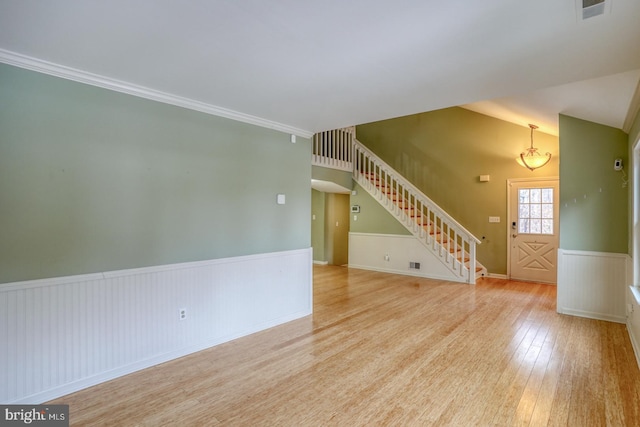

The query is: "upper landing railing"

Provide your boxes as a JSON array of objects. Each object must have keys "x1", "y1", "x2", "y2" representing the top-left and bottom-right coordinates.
[{"x1": 312, "y1": 127, "x2": 354, "y2": 172}]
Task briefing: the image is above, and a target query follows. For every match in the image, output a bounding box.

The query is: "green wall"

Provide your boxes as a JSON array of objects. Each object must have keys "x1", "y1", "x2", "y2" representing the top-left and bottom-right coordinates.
[
  {"x1": 559, "y1": 114, "x2": 628, "y2": 253},
  {"x1": 311, "y1": 189, "x2": 326, "y2": 262},
  {"x1": 312, "y1": 166, "x2": 353, "y2": 190},
  {"x1": 356, "y1": 107, "x2": 559, "y2": 275},
  {"x1": 311, "y1": 190, "x2": 352, "y2": 264},
  {"x1": 325, "y1": 193, "x2": 350, "y2": 265},
  {"x1": 0, "y1": 64, "x2": 311, "y2": 284},
  {"x1": 349, "y1": 182, "x2": 412, "y2": 236}
]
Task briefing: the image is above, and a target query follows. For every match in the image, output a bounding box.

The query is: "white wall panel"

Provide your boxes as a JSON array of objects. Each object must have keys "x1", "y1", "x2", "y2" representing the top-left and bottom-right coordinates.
[
  {"x1": 348, "y1": 233, "x2": 461, "y2": 283},
  {"x1": 0, "y1": 248, "x2": 312, "y2": 404},
  {"x1": 557, "y1": 249, "x2": 629, "y2": 323}
]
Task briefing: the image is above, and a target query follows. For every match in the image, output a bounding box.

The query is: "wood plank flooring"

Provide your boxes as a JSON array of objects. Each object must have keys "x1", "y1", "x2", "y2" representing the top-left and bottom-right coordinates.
[{"x1": 48, "y1": 266, "x2": 640, "y2": 426}]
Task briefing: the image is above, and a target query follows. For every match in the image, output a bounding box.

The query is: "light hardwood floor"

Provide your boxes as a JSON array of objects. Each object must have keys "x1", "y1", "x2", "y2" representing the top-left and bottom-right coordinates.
[{"x1": 49, "y1": 265, "x2": 640, "y2": 426}]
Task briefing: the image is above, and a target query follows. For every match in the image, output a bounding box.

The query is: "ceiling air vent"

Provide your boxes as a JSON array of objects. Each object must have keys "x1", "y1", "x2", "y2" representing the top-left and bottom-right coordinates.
[{"x1": 581, "y1": 0, "x2": 607, "y2": 19}]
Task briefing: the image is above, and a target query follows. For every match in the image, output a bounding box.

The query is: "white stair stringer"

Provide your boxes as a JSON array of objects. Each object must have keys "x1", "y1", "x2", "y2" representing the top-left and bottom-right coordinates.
[{"x1": 352, "y1": 139, "x2": 486, "y2": 284}]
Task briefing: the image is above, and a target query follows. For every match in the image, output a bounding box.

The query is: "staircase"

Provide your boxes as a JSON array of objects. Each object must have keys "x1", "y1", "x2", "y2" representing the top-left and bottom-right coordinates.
[{"x1": 312, "y1": 128, "x2": 486, "y2": 284}]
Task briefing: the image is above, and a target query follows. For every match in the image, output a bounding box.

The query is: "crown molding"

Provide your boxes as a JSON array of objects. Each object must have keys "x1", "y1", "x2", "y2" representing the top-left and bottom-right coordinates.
[{"x1": 0, "y1": 49, "x2": 314, "y2": 139}]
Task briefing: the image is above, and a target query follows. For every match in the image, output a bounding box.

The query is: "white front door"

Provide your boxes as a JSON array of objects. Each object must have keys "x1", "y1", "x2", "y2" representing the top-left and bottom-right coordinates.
[{"x1": 508, "y1": 179, "x2": 559, "y2": 284}]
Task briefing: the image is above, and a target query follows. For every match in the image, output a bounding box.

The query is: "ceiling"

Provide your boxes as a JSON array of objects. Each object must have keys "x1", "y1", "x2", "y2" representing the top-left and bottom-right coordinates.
[
  {"x1": 1, "y1": 0, "x2": 639, "y2": 137},
  {"x1": 311, "y1": 180, "x2": 351, "y2": 194}
]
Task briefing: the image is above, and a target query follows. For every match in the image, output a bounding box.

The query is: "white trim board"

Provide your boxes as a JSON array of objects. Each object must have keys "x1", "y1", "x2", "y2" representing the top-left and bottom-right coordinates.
[
  {"x1": 0, "y1": 49, "x2": 314, "y2": 139},
  {"x1": 0, "y1": 250, "x2": 307, "y2": 291},
  {"x1": 628, "y1": 287, "x2": 640, "y2": 369}
]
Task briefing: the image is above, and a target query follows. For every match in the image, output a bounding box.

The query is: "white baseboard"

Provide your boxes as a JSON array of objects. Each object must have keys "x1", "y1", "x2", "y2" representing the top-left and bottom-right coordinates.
[
  {"x1": 19, "y1": 307, "x2": 310, "y2": 404},
  {"x1": 559, "y1": 307, "x2": 626, "y2": 324},
  {"x1": 347, "y1": 264, "x2": 461, "y2": 283}
]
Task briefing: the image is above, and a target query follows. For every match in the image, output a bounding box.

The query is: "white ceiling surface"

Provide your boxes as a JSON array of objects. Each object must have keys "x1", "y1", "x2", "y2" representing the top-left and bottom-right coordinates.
[
  {"x1": 0, "y1": 1, "x2": 639, "y2": 136},
  {"x1": 463, "y1": 69, "x2": 640, "y2": 136},
  {"x1": 311, "y1": 180, "x2": 351, "y2": 194}
]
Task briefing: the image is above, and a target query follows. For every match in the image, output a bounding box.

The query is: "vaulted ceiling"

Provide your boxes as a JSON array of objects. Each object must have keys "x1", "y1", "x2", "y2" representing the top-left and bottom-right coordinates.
[{"x1": 1, "y1": 0, "x2": 639, "y2": 137}]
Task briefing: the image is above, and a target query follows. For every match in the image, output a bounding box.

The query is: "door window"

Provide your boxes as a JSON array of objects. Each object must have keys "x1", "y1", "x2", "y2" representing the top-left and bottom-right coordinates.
[{"x1": 518, "y1": 188, "x2": 554, "y2": 235}]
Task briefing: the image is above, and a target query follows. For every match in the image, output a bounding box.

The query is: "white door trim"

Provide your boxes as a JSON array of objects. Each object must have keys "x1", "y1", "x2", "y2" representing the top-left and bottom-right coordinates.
[
  {"x1": 506, "y1": 176, "x2": 560, "y2": 280},
  {"x1": 633, "y1": 136, "x2": 640, "y2": 287}
]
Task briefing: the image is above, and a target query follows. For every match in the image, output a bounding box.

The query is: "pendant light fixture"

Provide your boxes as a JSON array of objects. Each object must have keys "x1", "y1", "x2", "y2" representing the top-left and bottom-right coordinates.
[{"x1": 516, "y1": 124, "x2": 551, "y2": 171}]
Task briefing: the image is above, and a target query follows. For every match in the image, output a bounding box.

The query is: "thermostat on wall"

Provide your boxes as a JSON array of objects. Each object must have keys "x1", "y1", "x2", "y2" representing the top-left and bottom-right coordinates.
[
  {"x1": 614, "y1": 158, "x2": 623, "y2": 170},
  {"x1": 351, "y1": 205, "x2": 360, "y2": 213}
]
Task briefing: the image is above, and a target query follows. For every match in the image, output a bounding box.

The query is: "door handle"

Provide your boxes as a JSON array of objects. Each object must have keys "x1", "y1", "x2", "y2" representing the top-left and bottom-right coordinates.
[{"x1": 512, "y1": 234, "x2": 518, "y2": 238}]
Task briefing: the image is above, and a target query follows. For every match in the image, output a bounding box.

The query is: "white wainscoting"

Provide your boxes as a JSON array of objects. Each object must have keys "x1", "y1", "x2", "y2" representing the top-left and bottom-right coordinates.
[
  {"x1": 348, "y1": 232, "x2": 461, "y2": 283},
  {"x1": 557, "y1": 249, "x2": 629, "y2": 323},
  {"x1": 0, "y1": 248, "x2": 312, "y2": 404}
]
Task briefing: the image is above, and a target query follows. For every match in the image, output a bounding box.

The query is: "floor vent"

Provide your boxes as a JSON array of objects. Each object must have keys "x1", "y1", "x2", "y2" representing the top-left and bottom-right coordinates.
[{"x1": 409, "y1": 262, "x2": 421, "y2": 270}]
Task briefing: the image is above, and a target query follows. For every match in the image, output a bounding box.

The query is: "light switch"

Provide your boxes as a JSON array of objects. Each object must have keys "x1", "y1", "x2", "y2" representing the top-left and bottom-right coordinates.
[{"x1": 276, "y1": 194, "x2": 286, "y2": 204}]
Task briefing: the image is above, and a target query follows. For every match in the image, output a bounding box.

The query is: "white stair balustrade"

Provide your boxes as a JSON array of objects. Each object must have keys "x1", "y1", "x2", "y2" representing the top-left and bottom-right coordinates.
[
  {"x1": 312, "y1": 127, "x2": 354, "y2": 171},
  {"x1": 352, "y1": 140, "x2": 484, "y2": 284},
  {"x1": 311, "y1": 127, "x2": 485, "y2": 283}
]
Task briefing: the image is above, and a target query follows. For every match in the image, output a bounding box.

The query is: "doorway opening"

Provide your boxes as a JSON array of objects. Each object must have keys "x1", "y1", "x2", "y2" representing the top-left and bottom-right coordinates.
[
  {"x1": 507, "y1": 177, "x2": 560, "y2": 283},
  {"x1": 311, "y1": 190, "x2": 350, "y2": 266}
]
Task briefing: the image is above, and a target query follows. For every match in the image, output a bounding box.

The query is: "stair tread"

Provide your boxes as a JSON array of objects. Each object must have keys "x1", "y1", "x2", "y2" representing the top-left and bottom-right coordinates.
[{"x1": 361, "y1": 168, "x2": 484, "y2": 282}]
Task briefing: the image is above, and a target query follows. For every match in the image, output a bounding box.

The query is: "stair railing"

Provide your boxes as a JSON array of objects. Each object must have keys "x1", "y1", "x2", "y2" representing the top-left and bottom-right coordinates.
[
  {"x1": 312, "y1": 127, "x2": 354, "y2": 172},
  {"x1": 353, "y1": 139, "x2": 481, "y2": 283}
]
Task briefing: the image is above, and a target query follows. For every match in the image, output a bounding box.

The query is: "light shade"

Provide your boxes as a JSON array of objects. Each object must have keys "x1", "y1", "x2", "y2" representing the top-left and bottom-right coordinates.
[{"x1": 516, "y1": 124, "x2": 551, "y2": 171}]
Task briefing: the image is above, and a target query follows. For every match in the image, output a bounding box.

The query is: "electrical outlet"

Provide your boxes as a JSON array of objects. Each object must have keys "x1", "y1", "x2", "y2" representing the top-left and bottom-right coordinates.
[{"x1": 179, "y1": 308, "x2": 187, "y2": 320}]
